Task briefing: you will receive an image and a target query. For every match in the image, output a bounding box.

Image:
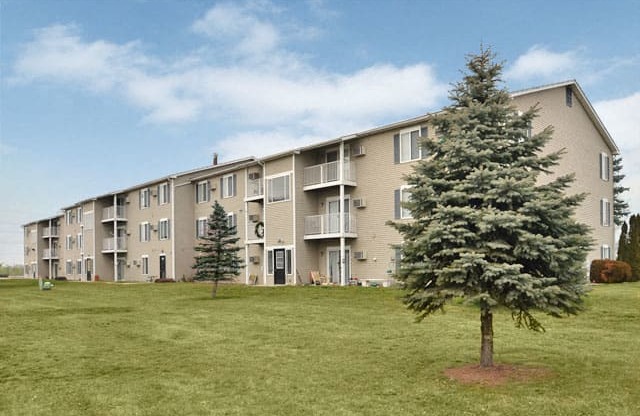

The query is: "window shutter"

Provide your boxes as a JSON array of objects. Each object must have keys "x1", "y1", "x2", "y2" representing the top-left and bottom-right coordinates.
[
  {"x1": 394, "y1": 189, "x2": 401, "y2": 219},
  {"x1": 410, "y1": 130, "x2": 419, "y2": 160},
  {"x1": 420, "y1": 127, "x2": 428, "y2": 159},
  {"x1": 167, "y1": 219, "x2": 171, "y2": 239},
  {"x1": 220, "y1": 178, "x2": 224, "y2": 198},
  {"x1": 599, "y1": 154, "x2": 603, "y2": 180},
  {"x1": 232, "y1": 174, "x2": 237, "y2": 197},
  {"x1": 395, "y1": 247, "x2": 402, "y2": 276},
  {"x1": 393, "y1": 134, "x2": 400, "y2": 164}
]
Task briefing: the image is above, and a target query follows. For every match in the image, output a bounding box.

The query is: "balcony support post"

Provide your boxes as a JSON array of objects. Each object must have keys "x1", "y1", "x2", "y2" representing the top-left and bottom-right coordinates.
[
  {"x1": 113, "y1": 194, "x2": 118, "y2": 282},
  {"x1": 339, "y1": 141, "x2": 346, "y2": 286}
]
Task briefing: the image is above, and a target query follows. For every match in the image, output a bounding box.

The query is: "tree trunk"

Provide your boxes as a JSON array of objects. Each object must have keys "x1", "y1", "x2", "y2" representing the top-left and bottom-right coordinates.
[
  {"x1": 480, "y1": 308, "x2": 494, "y2": 367},
  {"x1": 211, "y1": 280, "x2": 218, "y2": 298}
]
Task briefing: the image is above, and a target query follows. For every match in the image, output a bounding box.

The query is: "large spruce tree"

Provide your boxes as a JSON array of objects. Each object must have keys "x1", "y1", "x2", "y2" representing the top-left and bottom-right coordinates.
[
  {"x1": 193, "y1": 201, "x2": 243, "y2": 298},
  {"x1": 390, "y1": 48, "x2": 591, "y2": 367}
]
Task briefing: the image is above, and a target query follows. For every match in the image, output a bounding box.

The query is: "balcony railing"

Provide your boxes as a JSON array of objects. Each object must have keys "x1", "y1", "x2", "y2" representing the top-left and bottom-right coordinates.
[
  {"x1": 102, "y1": 206, "x2": 127, "y2": 222},
  {"x1": 42, "y1": 227, "x2": 59, "y2": 238},
  {"x1": 42, "y1": 248, "x2": 59, "y2": 259},
  {"x1": 102, "y1": 237, "x2": 127, "y2": 252},
  {"x1": 303, "y1": 161, "x2": 356, "y2": 189},
  {"x1": 304, "y1": 213, "x2": 357, "y2": 239},
  {"x1": 246, "y1": 178, "x2": 264, "y2": 199}
]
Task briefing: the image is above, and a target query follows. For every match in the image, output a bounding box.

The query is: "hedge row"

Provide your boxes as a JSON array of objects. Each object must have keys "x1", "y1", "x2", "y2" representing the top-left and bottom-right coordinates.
[{"x1": 590, "y1": 260, "x2": 636, "y2": 283}]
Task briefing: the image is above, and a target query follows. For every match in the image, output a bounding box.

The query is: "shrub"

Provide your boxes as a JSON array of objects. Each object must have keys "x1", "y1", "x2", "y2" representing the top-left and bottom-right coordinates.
[
  {"x1": 154, "y1": 278, "x2": 175, "y2": 283},
  {"x1": 590, "y1": 260, "x2": 633, "y2": 283}
]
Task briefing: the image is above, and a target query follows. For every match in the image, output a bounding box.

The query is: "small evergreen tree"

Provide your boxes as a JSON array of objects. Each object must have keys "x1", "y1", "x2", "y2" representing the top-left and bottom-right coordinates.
[
  {"x1": 390, "y1": 48, "x2": 591, "y2": 367},
  {"x1": 617, "y1": 220, "x2": 630, "y2": 263},
  {"x1": 193, "y1": 201, "x2": 243, "y2": 298},
  {"x1": 627, "y1": 214, "x2": 640, "y2": 279},
  {"x1": 613, "y1": 155, "x2": 630, "y2": 226}
]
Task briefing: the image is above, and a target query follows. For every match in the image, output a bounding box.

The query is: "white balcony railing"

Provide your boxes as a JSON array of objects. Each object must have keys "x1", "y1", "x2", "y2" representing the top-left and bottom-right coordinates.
[
  {"x1": 303, "y1": 161, "x2": 356, "y2": 188},
  {"x1": 43, "y1": 248, "x2": 58, "y2": 259},
  {"x1": 304, "y1": 213, "x2": 357, "y2": 237},
  {"x1": 246, "y1": 178, "x2": 264, "y2": 198},
  {"x1": 42, "y1": 227, "x2": 59, "y2": 238},
  {"x1": 102, "y1": 237, "x2": 127, "y2": 252},
  {"x1": 102, "y1": 205, "x2": 127, "y2": 222}
]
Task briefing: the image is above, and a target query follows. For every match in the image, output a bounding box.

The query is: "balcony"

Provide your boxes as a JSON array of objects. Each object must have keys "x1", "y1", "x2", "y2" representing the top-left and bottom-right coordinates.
[
  {"x1": 42, "y1": 227, "x2": 59, "y2": 238},
  {"x1": 246, "y1": 178, "x2": 264, "y2": 201},
  {"x1": 102, "y1": 237, "x2": 127, "y2": 253},
  {"x1": 304, "y1": 213, "x2": 357, "y2": 240},
  {"x1": 102, "y1": 205, "x2": 127, "y2": 222},
  {"x1": 42, "y1": 248, "x2": 59, "y2": 259},
  {"x1": 303, "y1": 161, "x2": 356, "y2": 191}
]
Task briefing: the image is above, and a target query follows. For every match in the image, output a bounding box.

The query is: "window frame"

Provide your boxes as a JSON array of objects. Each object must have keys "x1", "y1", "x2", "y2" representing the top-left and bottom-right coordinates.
[
  {"x1": 227, "y1": 212, "x2": 237, "y2": 232},
  {"x1": 66, "y1": 260, "x2": 73, "y2": 275},
  {"x1": 76, "y1": 259, "x2": 82, "y2": 276},
  {"x1": 66, "y1": 234, "x2": 73, "y2": 250},
  {"x1": 139, "y1": 222, "x2": 151, "y2": 242},
  {"x1": 158, "y1": 182, "x2": 170, "y2": 205},
  {"x1": 267, "y1": 173, "x2": 291, "y2": 204},
  {"x1": 77, "y1": 233, "x2": 83, "y2": 250},
  {"x1": 600, "y1": 198, "x2": 611, "y2": 227},
  {"x1": 139, "y1": 188, "x2": 151, "y2": 209},
  {"x1": 158, "y1": 218, "x2": 170, "y2": 240},
  {"x1": 399, "y1": 127, "x2": 422, "y2": 163},
  {"x1": 77, "y1": 207, "x2": 83, "y2": 224},
  {"x1": 196, "y1": 217, "x2": 208, "y2": 238},
  {"x1": 600, "y1": 152, "x2": 610, "y2": 181},
  {"x1": 222, "y1": 174, "x2": 236, "y2": 199},
  {"x1": 196, "y1": 181, "x2": 210, "y2": 204},
  {"x1": 400, "y1": 185, "x2": 413, "y2": 220},
  {"x1": 601, "y1": 244, "x2": 611, "y2": 260}
]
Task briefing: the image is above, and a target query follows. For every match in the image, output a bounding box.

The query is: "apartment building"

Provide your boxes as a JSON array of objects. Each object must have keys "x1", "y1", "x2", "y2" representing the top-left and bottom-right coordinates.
[{"x1": 23, "y1": 80, "x2": 619, "y2": 284}]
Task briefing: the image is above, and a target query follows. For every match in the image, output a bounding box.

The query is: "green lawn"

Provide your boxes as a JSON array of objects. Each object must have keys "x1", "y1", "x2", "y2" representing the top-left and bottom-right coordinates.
[{"x1": 1, "y1": 279, "x2": 638, "y2": 416}]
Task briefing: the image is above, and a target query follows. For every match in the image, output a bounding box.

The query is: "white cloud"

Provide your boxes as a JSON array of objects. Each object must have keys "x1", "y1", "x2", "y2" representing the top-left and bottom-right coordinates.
[
  {"x1": 505, "y1": 45, "x2": 579, "y2": 82},
  {"x1": 12, "y1": 4, "x2": 446, "y2": 130},
  {"x1": 595, "y1": 92, "x2": 640, "y2": 215}
]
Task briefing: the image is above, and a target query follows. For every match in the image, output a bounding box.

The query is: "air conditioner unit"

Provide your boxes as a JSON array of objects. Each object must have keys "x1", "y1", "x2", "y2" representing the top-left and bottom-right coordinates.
[
  {"x1": 152, "y1": 193, "x2": 157, "y2": 198},
  {"x1": 124, "y1": 197, "x2": 130, "y2": 204},
  {"x1": 249, "y1": 256, "x2": 260, "y2": 264},
  {"x1": 248, "y1": 172, "x2": 261, "y2": 180},
  {"x1": 248, "y1": 214, "x2": 260, "y2": 222},
  {"x1": 353, "y1": 198, "x2": 366, "y2": 208},
  {"x1": 353, "y1": 251, "x2": 367, "y2": 260},
  {"x1": 352, "y1": 145, "x2": 366, "y2": 157},
  {"x1": 133, "y1": 260, "x2": 138, "y2": 266}
]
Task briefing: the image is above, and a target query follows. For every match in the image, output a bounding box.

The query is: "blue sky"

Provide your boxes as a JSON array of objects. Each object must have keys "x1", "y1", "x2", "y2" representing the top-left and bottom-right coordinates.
[{"x1": 1, "y1": 0, "x2": 639, "y2": 264}]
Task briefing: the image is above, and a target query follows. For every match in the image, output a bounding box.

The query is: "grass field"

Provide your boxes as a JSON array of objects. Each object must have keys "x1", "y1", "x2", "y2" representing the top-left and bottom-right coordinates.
[{"x1": 1, "y1": 279, "x2": 638, "y2": 416}]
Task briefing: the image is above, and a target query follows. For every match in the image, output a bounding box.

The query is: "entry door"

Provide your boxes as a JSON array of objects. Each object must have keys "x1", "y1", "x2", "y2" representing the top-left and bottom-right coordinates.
[
  {"x1": 327, "y1": 248, "x2": 350, "y2": 284},
  {"x1": 85, "y1": 258, "x2": 93, "y2": 281},
  {"x1": 274, "y1": 249, "x2": 286, "y2": 285},
  {"x1": 159, "y1": 255, "x2": 167, "y2": 279},
  {"x1": 326, "y1": 197, "x2": 350, "y2": 233},
  {"x1": 117, "y1": 259, "x2": 125, "y2": 281}
]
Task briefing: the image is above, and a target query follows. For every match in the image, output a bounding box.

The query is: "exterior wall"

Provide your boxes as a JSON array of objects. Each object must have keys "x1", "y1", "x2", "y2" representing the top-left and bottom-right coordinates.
[
  {"x1": 513, "y1": 87, "x2": 616, "y2": 265},
  {"x1": 21, "y1": 83, "x2": 617, "y2": 285}
]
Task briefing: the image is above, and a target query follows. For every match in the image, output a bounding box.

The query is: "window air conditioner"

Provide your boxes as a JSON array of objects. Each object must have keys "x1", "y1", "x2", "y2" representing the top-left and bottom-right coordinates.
[
  {"x1": 249, "y1": 256, "x2": 260, "y2": 264},
  {"x1": 353, "y1": 251, "x2": 367, "y2": 260},
  {"x1": 248, "y1": 172, "x2": 261, "y2": 180},
  {"x1": 352, "y1": 145, "x2": 366, "y2": 157},
  {"x1": 249, "y1": 214, "x2": 260, "y2": 222},
  {"x1": 353, "y1": 198, "x2": 366, "y2": 208}
]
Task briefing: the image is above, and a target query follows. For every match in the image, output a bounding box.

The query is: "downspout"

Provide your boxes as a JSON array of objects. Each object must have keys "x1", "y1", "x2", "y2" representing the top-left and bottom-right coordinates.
[
  {"x1": 339, "y1": 142, "x2": 346, "y2": 286},
  {"x1": 113, "y1": 194, "x2": 118, "y2": 281},
  {"x1": 244, "y1": 167, "x2": 249, "y2": 285},
  {"x1": 48, "y1": 218, "x2": 53, "y2": 279},
  {"x1": 170, "y1": 177, "x2": 176, "y2": 280}
]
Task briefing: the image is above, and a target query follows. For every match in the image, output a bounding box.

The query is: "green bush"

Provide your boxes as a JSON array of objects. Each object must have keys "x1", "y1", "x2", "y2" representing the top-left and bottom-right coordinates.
[{"x1": 590, "y1": 260, "x2": 633, "y2": 283}]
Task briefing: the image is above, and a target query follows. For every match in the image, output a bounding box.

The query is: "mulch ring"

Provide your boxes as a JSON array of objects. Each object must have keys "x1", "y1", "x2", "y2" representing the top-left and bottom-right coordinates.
[{"x1": 444, "y1": 364, "x2": 553, "y2": 386}]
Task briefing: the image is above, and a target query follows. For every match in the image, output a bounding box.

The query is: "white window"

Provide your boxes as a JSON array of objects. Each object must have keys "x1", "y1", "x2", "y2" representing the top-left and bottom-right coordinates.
[
  {"x1": 196, "y1": 181, "x2": 210, "y2": 204},
  {"x1": 222, "y1": 174, "x2": 236, "y2": 198},
  {"x1": 84, "y1": 211, "x2": 94, "y2": 229},
  {"x1": 600, "y1": 198, "x2": 611, "y2": 227},
  {"x1": 139, "y1": 222, "x2": 151, "y2": 242},
  {"x1": 139, "y1": 188, "x2": 150, "y2": 209},
  {"x1": 267, "y1": 249, "x2": 273, "y2": 275},
  {"x1": 66, "y1": 235, "x2": 73, "y2": 250},
  {"x1": 65, "y1": 210, "x2": 73, "y2": 225},
  {"x1": 227, "y1": 212, "x2": 237, "y2": 232},
  {"x1": 196, "y1": 218, "x2": 208, "y2": 238},
  {"x1": 601, "y1": 245, "x2": 611, "y2": 259},
  {"x1": 600, "y1": 153, "x2": 610, "y2": 181},
  {"x1": 66, "y1": 260, "x2": 73, "y2": 275},
  {"x1": 77, "y1": 233, "x2": 83, "y2": 250},
  {"x1": 141, "y1": 256, "x2": 149, "y2": 275},
  {"x1": 399, "y1": 128, "x2": 422, "y2": 163},
  {"x1": 267, "y1": 174, "x2": 291, "y2": 203},
  {"x1": 76, "y1": 260, "x2": 82, "y2": 276},
  {"x1": 77, "y1": 207, "x2": 83, "y2": 224},
  {"x1": 395, "y1": 185, "x2": 413, "y2": 220},
  {"x1": 158, "y1": 182, "x2": 170, "y2": 205},
  {"x1": 158, "y1": 218, "x2": 170, "y2": 240},
  {"x1": 266, "y1": 249, "x2": 293, "y2": 275}
]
